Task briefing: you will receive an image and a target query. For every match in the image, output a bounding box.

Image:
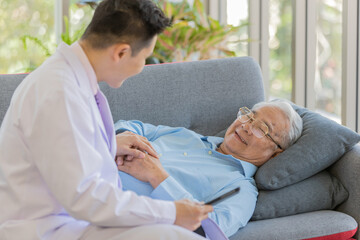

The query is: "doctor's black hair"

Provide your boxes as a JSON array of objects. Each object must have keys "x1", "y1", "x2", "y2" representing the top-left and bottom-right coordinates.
[{"x1": 81, "y1": 0, "x2": 171, "y2": 55}]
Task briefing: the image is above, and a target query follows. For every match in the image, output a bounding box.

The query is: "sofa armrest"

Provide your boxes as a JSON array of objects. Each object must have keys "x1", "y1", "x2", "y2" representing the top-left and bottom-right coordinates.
[{"x1": 330, "y1": 143, "x2": 360, "y2": 239}]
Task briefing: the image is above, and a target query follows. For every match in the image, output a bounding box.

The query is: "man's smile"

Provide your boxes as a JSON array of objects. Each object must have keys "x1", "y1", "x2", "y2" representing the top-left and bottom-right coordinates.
[{"x1": 235, "y1": 131, "x2": 248, "y2": 145}]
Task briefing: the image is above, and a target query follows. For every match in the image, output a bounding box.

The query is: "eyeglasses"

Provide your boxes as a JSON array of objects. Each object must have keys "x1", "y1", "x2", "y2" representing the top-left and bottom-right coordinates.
[{"x1": 237, "y1": 107, "x2": 283, "y2": 150}]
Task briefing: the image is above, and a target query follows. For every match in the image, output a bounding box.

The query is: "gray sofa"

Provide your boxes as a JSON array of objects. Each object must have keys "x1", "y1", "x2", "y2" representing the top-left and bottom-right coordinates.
[{"x1": 0, "y1": 57, "x2": 359, "y2": 239}]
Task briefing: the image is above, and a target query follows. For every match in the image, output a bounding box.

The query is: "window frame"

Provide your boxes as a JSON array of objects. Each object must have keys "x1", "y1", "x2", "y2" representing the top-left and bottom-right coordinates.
[
  {"x1": 55, "y1": 0, "x2": 70, "y2": 44},
  {"x1": 342, "y1": 0, "x2": 359, "y2": 131},
  {"x1": 222, "y1": 0, "x2": 360, "y2": 132}
]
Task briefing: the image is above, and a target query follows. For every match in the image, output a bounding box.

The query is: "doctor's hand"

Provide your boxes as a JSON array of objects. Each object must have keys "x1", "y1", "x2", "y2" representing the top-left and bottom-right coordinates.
[
  {"x1": 174, "y1": 199, "x2": 213, "y2": 231},
  {"x1": 117, "y1": 154, "x2": 169, "y2": 188},
  {"x1": 115, "y1": 131, "x2": 158, "y2": 164}
]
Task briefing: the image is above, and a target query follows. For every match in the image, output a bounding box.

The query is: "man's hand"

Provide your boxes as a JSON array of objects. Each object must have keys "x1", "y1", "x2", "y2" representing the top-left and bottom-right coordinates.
[
  {"x1": 115, "y1": 131, "x2": 158, "y2": 165},
  {"x1": 174, "y1": 199, "x2": 213, "y2": 231},
  {"x1": 117, "y1": 154, "x2": 169, "y2": 188}
]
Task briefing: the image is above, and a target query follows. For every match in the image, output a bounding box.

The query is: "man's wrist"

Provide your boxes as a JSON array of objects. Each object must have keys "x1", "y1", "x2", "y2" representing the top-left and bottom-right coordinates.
[{"x1": 149, "y1": 171, "x2": 169, "y2": 188}]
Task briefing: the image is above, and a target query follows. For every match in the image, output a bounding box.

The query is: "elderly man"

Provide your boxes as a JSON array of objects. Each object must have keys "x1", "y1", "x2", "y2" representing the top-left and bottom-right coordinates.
[{"x1": 115, "y1": 100, "x2": 303, "y2": 237}]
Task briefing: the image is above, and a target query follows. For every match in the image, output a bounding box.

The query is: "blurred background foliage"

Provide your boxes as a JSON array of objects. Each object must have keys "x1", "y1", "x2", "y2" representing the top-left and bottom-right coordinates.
[
  {"x1": 265, "y1": 0, "x2": 342, "y2": 121},
  {"x1": 315, "y1": 0, "x2": 342, "y2": 119},
  {"x1": 148, "y1": 0, "x2": 246, "y2": 63},
  {"x1": 0, "y1": 0, "x2": 55, "y2": 73},
  {"x1": 0, "y1": 0, "x2": 94, "y2": 73},
  {"x1": 0, "y1": 0, "x2": 343, "y2": 121},
  {"x1": 0, "y1": 0, "x2": 245, "y2": 72},
  {"x1": 269, "y1": 0, "x2": 292, "y2": 100}
]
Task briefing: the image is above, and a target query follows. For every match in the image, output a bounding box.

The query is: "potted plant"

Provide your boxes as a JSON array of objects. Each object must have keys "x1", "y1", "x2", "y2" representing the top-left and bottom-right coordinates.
[{"x1": 148, "y1": 0, "x2": 245, "y2": 64}]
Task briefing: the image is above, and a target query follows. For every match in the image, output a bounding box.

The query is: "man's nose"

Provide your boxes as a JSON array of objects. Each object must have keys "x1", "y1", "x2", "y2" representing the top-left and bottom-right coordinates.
[{"x1": 241, "y1": 122, "x2": 253, "y2": 135}]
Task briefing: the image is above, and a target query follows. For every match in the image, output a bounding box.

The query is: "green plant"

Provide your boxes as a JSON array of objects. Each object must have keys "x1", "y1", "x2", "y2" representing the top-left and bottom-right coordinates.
[
  {"x1": 148, "y1": 0, "x2": 245, "y2": 64},
  {"x1": 21, "y1": 15, "x2": 87, "y2": 71},
  {"x1": 21, "y1": 35, "x2": 53, "y2": 58},
  {"x1": 22, "y1": 16, "x2": 86, "y2": 51},
  {"x1": 61, "y1": 16, "x2": 87, "y2": 45}
]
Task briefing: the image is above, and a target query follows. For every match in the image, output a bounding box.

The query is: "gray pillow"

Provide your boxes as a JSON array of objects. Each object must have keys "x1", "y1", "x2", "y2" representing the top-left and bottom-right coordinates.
[
  {"x1": 255, "y1": 104, "x2": 360, "y2": 190},
  {"x1": 215, "y1": 128, "x2": 227, "y2": 138},
  {"x1": 252, "y1": 171, "x2": 348, "y2": 220}
]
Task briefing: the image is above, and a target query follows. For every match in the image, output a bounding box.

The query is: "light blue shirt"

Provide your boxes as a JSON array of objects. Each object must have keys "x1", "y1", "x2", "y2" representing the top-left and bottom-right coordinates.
[{"x1": 115, "y1": 120, "x2": 258, "y2": 237}]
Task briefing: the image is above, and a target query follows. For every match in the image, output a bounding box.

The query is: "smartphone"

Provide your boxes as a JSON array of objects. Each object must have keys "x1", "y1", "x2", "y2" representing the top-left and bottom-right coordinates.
[{"x1": 205, "y1": 187, "x2": 240, "y2": 205}]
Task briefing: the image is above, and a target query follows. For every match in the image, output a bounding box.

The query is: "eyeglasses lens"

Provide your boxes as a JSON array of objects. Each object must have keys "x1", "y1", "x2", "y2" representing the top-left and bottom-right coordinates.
[
  {"x1": 238, "y1": 107, "x2": 269, "y2": 138},
  {"x1": 251, "y1": 120, "x2": 268, "y2": 138}
]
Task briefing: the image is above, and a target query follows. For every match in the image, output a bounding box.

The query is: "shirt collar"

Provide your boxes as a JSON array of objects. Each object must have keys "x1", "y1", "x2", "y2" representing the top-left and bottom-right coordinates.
[
  {"x1": 70, "y1": 41, "x2": 99, "y2": 95},
  {"x1": 203, "y1": 136, "x2": 258, "y2": 177},
  {"x1": 202, "y1": 136, "x2": 223, "y2": 149}
]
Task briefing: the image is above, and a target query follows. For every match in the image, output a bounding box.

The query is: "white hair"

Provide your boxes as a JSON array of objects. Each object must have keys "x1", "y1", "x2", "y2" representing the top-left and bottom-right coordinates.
[{"x1": 252, "y1": 100, "x2": 303, "y2": 149}]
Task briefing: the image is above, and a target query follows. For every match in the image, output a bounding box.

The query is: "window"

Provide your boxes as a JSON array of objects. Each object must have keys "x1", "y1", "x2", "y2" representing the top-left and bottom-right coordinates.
[
  {"x1": 269, "y1": 0, "x2": 292, "y2": 100},
  {"x1": 0, "y1": 0, "x2": 95, "y2": 74},
  {"x1": 226, "y1": 0, "x2": 249, "y2": 57},
  {"x1": 315, "y1": 0, "x2": 343, "y2": 123},
  {"x1": 69, "y1": 1, "x2": 94, "y2": 41},
  {"x1": 0, "y1": 0, "x2": 55, "y2": 73},
  {"x1": 223, "y1": 0, "x2": 358, "y2": 131}
]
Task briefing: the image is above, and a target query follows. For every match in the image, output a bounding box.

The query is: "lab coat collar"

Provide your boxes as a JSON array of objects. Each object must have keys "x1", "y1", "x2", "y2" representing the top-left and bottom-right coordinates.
[
  {"x1": 57, "y1": 42, "x2": 94, "y2": 97},
  {"x1": 57, "y1": 42, "x2": 115, "y2": 157},
  {"x1": 70, "y1": 41, "x2": 98, "y2": 95}
]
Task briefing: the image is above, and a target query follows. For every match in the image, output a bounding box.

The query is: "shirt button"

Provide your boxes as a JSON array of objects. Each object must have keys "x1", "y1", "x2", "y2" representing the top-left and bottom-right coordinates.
[
  {"x1": 208, "y1": 150, "x2": 212, "y2": 155},
  {"x1": 183, "y1": 152, "x2": 188, "y2": 156}
]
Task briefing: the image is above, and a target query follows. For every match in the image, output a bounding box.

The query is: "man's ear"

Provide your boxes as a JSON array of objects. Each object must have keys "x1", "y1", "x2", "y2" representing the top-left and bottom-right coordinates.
[
  {"x1": 113, "y1": 43, "x2": 131, "y2": 62},
  {"x1": 271, "y1": 148, "x2": 284, "y2": 159}
]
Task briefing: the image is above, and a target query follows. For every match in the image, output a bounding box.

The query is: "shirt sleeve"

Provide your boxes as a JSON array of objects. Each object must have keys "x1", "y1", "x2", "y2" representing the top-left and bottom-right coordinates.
[
  {"x1": 151, "y1": 174, "x2": 258, "y2": 237},
  {"x1": 22, "y1": 78, "x2": 176, "y2": 227},
  {"x1": 209, "y1": 180, "x2": 258, "y2": 237},
  {"x1": 114, "y1": 120, "x2": 151, "y2": 135},
  {"x1": 114, "y1": 120, "x2": 202, "y2": 142},
  {"x1": 150, "y1": 176, "x2": 197, "y2": 201}
]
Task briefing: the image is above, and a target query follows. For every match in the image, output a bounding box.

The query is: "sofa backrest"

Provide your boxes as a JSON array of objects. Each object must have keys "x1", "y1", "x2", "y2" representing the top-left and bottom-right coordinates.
[
  {"x1": 0, "y1": 57, "x2": 265, "y2": 136},
  {"x1": 101, "y1": 57, "x2": 265, "y2": 136},
  {"x1": 0, "y1": 74, "x2": 27, "y2": 125}
]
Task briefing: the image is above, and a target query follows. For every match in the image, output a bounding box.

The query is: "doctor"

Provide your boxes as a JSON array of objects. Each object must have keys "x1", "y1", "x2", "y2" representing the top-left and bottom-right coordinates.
[{"x1": 0, "y1": 0, "x2": 212, "y2": 239}]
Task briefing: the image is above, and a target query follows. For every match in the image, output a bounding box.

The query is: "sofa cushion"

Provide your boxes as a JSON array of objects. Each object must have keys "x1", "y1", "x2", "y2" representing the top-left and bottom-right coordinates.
[
  {"x1": 230, "y1": 211, "x2": 357, "y2": 240},
  {"x1": 252, "y1": 171, "x2": 348, "y2": 220},
  {"x1": 255, "y1": 104, "x2": 360, "y2": 190}
]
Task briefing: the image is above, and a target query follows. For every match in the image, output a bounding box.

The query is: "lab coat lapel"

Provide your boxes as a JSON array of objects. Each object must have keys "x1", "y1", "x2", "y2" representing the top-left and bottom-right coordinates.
[
  {"x1": 57, "y1": 43, "x2": 91, "y2": 93},
  {"x1": 57, "y1": 43, "x2": 115, "y2": 157}
]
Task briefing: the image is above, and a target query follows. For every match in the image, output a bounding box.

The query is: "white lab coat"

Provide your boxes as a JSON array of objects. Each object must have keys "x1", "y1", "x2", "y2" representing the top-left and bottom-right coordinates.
[{"x1": 0, "y1": 42, "x2": 176, "y2": 240}]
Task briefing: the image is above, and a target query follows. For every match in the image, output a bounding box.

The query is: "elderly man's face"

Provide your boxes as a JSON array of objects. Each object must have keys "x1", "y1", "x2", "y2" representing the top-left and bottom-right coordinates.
[{"x1": 219, "y1": 106, "x2": 290, "y2": 167}]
